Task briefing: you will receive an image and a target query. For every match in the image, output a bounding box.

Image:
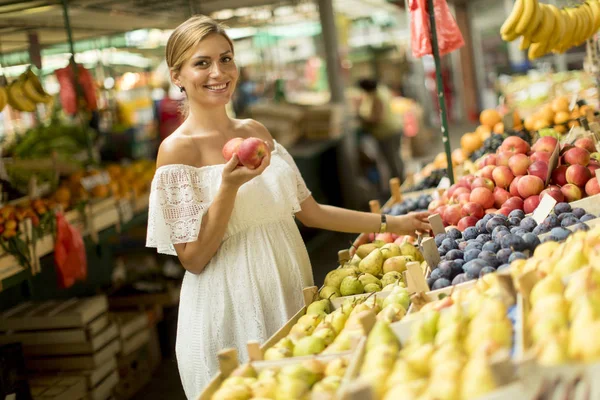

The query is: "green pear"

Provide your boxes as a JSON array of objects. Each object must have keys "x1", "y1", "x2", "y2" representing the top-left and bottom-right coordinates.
[
  {"x1": 288, "y1": 322, "x2": 313, "y2": 341},
  {"x1": 222, "y1": 376, "x2": 250, "y2": 388},
  {"x1": 460, "y1": 355, "x2": 497, "y2": 399},
  {"x1": 319, "y1": 286, "x2": 341, "y2": 300},
  {"x1": 381, "y1": 271, "x2": 404, "y2": 288},
  {"x1": 366, "y1": 320, "x2": 400, "y2": 352},
  {"x1": 358, "y1": 273, "x2": 381, "y2": 287},
  {"x1": 340, "y1": 276, "x2": 365, "y2": 296},
  {"x1": 356, "y1": 243, "x2": 379, "y2": 259},
  {"x1": 212, "y1": 384, "x2": 252, "y2": 400},
  {"x1": 348, "y1": 254, "x2": 362, "y2": 266},
  {"x1": 278, "y1": 364, "x2": 317, "y2": 386},
  {"x1": 275, "y1": 377, "x2": 310, "y2": 400},
  {"x1": 251, "y1": 377, "x2": 277, "y2": 398},
  {"x1": 258, "y1": 368, "x2": 278, "y2": 381},
  {"x1": 324, "y1": 358, "x2": 348, "y2": 377},
  {"x1": 382, "y1": 256, "x2": 409, "y2": 274},
  {"x1": 264, "y1": 346, "x2": 292, "y2": 360},
  {"x1": 312, "y1": 375, "x2": 341, "y2": 394},
  {"x1": 400, "y1": 243, "x2": 423, "y2": 262},
  {"x1": 530, "y1": 274, "x2": 564, "y2": 306},
  {"x1": 312, "y1": 324, "x2": 336, "y2": 346},
  {"x1": 364, "y1": 283, "x2": 382, "y2": 293},
  {"x1": 307, "y1": 299, "x2": 332, "y2": 316},
  {"x1": 323, "y1": 268, "x2": 357, "y2": 289},
  {"x1": 537, "y1": 333, "x2": 569, "y2": 366},
  {"x1": 372, "y1": 240, "x2": 386, "y2": 248},
  {"x1": 377, "y1": 303, "x2": 406, "y2": 323},
  {"x1": 292, "y1": 336, "x2": 326, "y2": 357},
  {"x1": 297, "y1": 313, "x2": 323, "y2": 330},
  {"x1": 230, "y1": 363, "x2": 257, "y2": 378},
  {"x1": 324, "y1": 309, "x2": 348, "y2": 334},
  {"x1": 382, "y1": 288, "x2": 410, "y2": 311},
  {"x1": 402, "y1": 343, "x2": 434, "y2": 376},
  {"x1": 381, "y1": 243, "x2": 401, "y2": 259},
  {"x1": 359, "y1": 249, "x2": 384, "y2": 276},
  {"x1": 273, "y1": 337, "x2": 294, "y2": 351},
  {"x1": 554, "y1": 241, "x2": 587, "y2": 277},
  {"x1": 301, "y1": 359, "x2": 326, "y2": 381}
]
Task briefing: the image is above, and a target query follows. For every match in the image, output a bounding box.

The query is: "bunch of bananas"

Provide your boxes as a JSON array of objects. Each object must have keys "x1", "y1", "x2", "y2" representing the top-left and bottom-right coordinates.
[
  {"x1": 501, "y1": 0, "x2": 600, "y2": 60},
  {"x1": 1, "y1": 69, "x2": 52, "y2": 113}
]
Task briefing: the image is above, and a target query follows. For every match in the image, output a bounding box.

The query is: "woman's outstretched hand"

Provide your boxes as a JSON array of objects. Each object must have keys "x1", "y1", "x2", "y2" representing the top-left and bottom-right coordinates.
[
  {"x1": 221, "y1": 151, "x2": 271, "y2": 190},
  {"x1": 389, "y1": 211, "x2": 431, "y2": 236}
]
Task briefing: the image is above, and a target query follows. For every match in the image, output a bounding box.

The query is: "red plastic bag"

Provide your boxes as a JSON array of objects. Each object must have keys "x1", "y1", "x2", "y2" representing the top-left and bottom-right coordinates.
[
  {"x1": 410, "y1": 0, "x2": 465, "y2": 58},
  {"x1": 54, "y1": 213, "x2": 87, "y2": 289},
  {"x1": 55, "y1": 63, "x2": 98, "y2": 115}
]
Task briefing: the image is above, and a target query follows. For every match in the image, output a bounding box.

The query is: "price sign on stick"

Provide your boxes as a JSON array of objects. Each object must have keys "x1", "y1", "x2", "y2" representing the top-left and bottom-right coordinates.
[
  {"x1": 420, "y1": 237, "x2": 441, "y2": 269},
  {"x1": 532, "y1": 195, "x2": 557, "y2": 225},
  {"x1": 428, "y1": 214, "x2": 446, "y2": 236},
  {"x1": 80, "y1": 172, "x2": 110, "y2": 192}
]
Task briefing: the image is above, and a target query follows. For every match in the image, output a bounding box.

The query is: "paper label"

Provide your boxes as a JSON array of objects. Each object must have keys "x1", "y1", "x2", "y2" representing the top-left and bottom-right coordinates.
[
  {"x1": 428, "y1": 214, "x2": 446, "y2": 236},
  {"x1": 437, "y1": 177, "x2": 451, "y2": 190},
  {"x1": 569, "y1": 93, "x2": 578, "y2": 111},
  {"x1": 532, "y1": 195, "x2": 557, "y2": 225},
  {"x1": 81, "y1": 172, "x2": 110, "y2": 191},
  {"x1": 420, "y1": 237, "x2": 441, "y2": 269}
]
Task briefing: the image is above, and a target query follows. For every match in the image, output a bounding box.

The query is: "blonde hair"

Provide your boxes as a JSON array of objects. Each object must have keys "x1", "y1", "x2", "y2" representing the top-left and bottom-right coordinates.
[{"x1": 166, "y1": 15, "x2": 234, "y2": 116}]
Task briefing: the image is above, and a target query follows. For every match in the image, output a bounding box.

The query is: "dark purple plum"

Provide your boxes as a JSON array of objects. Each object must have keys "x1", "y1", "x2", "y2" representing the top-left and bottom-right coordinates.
[
  {"x1": 572, "y1": 223, "x2": 590, "y2": 232},
  {"x1": 458, "y1": 241, "x2": 469, "y2": 251},
  {"x1": 558, "y1": 212, "x2": 575, "y2": 223},
  {"x1": 476, "y1": 219, "x2": 487, "y2": 234},
  {"x1": 498, "y1": 263, "x2": 511, "y2": 271},
  {"x1": 482, "y1": 241, "x2": 501, "y2": 253},
  {"x1": 434, "y1": 233, "x2": 447, "y2": 247},
  {"x1": 446, "y1": 228, "x2": 462, "y2": 240},
  {"x1": 479, "y1": 266, "x2": 496, "y2": 277},
  {"x1": 581, "y1": 214, "x2": 596, "y2": 222},
  {"x1": 432, "y1": 278, "x2": 451, "y2": 290},
  {"x1": 430, "y1": 268, "x2": 443, "y2": 281},
  {"x1": 465, "y1": 241, "x2": 484, "y2": 251},
  {"x1": 561, "y1": 216, "x2": 580, "y2": 228},
  {"x1": 452, "y1": 273, "x2": 470, "y2": 285},
  {"x1": 572, "y1": 208, "x2": 586, "y2": 219},
  {"x1": 496, "y1": 248, "x2": 512, "y2": 264},
  {"x1": 495, "y1": 230, "x2": 510, "y2": 242},
  {"x1": 522, "y1": 232, "x2": 541, "y2": 251},
  {"x1": 508, "y1": 252, "x2": 527, "y2": 262},
  {"x1": 437, "y1": 262, "x2": 453, "y2": 279},
  {"x1": 554, "y1": 202, "x2": 572, "y2": 215},
  {"x1": 464, "y1": 249, "x2": 481, "y2": 262},
  {"x1": 476, "y1": 234, "x2": 492, "y2": 243},
  {"x1": 520, "y1": 217, "x2": 538, "y2": 232},
  {"x1": 549, "y1": 227, "x2": 571, "y2": 242},
  {"x1": 543, "y1": 214, "x2": 559, "y2": 228},
  {"x1": 511, "y1": 228, "x2": 527, "y2": 237},
  {"x1": 479, "y1": 250, "x2": 500, "y2": 268},
  {"x1": 441, "y1": 238, "x2": 459, "y2": 251},
  {"x1": 427, "y1": 277, "x2": 436, "y2": 288},
  {"x1": 492, "y1": 225, "x2": 510, "y2": 240},
  {"x1": 438, "y1": 246, "x2": 448, "y2": 257},
  {"x1": 451, "y1": 260, "x2": 465, "y2": 276},
  {"x1": 486, "y1": 217, "x2": 507, "y2": 233},
  {"x1": 508, "y1": 217, "x2": 521, "y2": 227},
  {"x1": 463, "y1": 227, "x2": 479, "y2": 241},
  {"x1": 501, "y1": 234, "x2": 527, "y2": 251},
  {"x1": 445, "y1": 249, "x2": 464, "y2": 261},
  {"x1": 509, "y1": 209, "x2": 525, "y2": 220}
]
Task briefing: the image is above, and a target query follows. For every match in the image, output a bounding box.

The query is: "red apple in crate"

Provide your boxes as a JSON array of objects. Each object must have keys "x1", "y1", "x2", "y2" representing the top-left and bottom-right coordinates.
[
  {"x1": 452, "y1": 187, "x2": 471, "y2": 199},
  {"x1": 532, "y1": 136, "x2": 558, "y2": 153},
  {"x1": 566, "y1": 164, "x2": 592, "y2": 188},
  {"x1": 575, "y1": 137, "x2": 597, "y2": 153},
  {"x1": 457, "y1": 193, "x2": 471, "y2": 205},
  {"x1": 459, "y1": 175, "x2": 476, "y2": 189},
  {"x1": 504, "y1": 196, "x2": 525, "y2": 211},
  {"x1": 485, "y1": 208, "x2": 499, "y2": 214},
  {"x1": 540, "y1": 187, "x2": 565, "y2": 203},
  {"x1": 428, "y1": 199, "x2": 441, "y2": 211},
  {"x1": 585, "y1": 177, "x2": 600, "y2": 196},
  {"x1": 588, "y1": 161, "x2": 600, "y2": 176},
  {"x1": 457, "y1": 216, "x2": 479, "y2": 231},
  {"x1": 509, "y1": 176, "x2": 523, "y2": 197},
  {"x1": 518, "y1": 175, "x2": 545, "y2": 198},
  {"x1": 483, "y1": 154, "x2": 497, "y2": 166},
  {"x1": 222, "y1": 137, "x2": 244, "y2": 162},
  {"x1": 497, "y1": 207, "x2": 512, "y2": 216},
  {"x1": 492, "y1": 166, "x2": 514, "y2": 189},
  {"x1": 493, "y1": 187, "x2": 511, "y2": 208},
  {"x1": 375, "y1": 232, "x2": 394, "y2": 244},
  {"x1": 508, "y1": 153, "x2": 531, "y2": 176},
  {"x1": 563, "y1": 147, "x2": 591, "y2": 166},
  {"x1": 443, "y1": 204, "x2": 463, "y2": 226},
  {"x1": 238, "y1": 138, "x2": 269, "y2": 169},
  {"x1": 496, "y1": 151, "x2": 513, "y2": 167},
  {"x1": 560, "y1": 143, "x2": 574, "y2": 156},
  {"x1": 472, "y1": 177, "x2": 495, "y2": 192},
  {"x1": 528, "y1": 161, "x2": 549, "y2": 182},
  {"x1": 447, "y1": 183, "x2": 463, "y2": 198},
  {"x1": 434, "y1": 206, "x2": 447, "y2": 219},
  {"x1": 591, "y1": 152, "x2": 600, "y2": 163},
  {"x1": 531, "y1": 151, "x2": 552, "y2": 164},
  {"x1": 524, "y1": 195, "x2": 541, "y2": 214},
  {"x1": 500, "y1": 136, "x2": 530, "y2": 154},
  {"x1": 480, "y1": 165, "x2": 496, "y2": 181},
  {"x1": 551, "y1": 165, "x2": 569, "y2": 186},
  {"x1": 461, "y1": 202, "x2": 485, "y2": 219},
  {"x1": 470, "y1": 187, "x2": 495, "y2": 209},
  {"x1": 561, "y1": 184, "x2": 583, "y2": 202}
]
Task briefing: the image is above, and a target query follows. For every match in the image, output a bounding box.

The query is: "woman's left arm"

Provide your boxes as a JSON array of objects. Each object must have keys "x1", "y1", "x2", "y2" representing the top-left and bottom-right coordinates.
[{"x1": 295, "y1": 196, "x2": 431, "y2": 236}]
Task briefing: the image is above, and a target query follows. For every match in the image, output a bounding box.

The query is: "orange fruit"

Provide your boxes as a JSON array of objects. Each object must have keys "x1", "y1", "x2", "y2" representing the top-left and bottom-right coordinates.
[
  {"x1": 569, "y1": 120, "x2": 580, "y2": 128},
  {"x1": 493, "y1": 122, "x2": 505, "y2": 134},
  {"x1": 524, "y1": 115, "x2": 536, "y2": 131},
  {"x1": 452, "y1": 148, "x2": 466, "y2": 165},
  {"x1": 554, "y1": 125, "x2": 567, "y2": 134},
  {"x1": 460, "y1": 132, "x2": 483, "y2": 155},
  {"x1": 5, "y1": 220, "x2": 17, "y2": 231},
  {"x1": 533, "y1": 119, "x2": 551, "y2": 131},
  {"x1": 513, "y1": 110, "x2": 522, "y2": 127},
  {"x1": 480, "y1": 109, "x2": 502, "y2": 128},
  {"x1": 551, "y1": 97, "x2": 570, "y2": 113},
  {"x1": 554, "y1": 111, "x2": 570, "y2": 125},
  {"x1": 91, "y1": 185, "x2": 109, "y2": 199},
  {"x1": 539, "y1": 105, "x2": 555, "y2": 124},
  {"x1": 54, "y1": 187, "x2": 71, "y2": 205}
]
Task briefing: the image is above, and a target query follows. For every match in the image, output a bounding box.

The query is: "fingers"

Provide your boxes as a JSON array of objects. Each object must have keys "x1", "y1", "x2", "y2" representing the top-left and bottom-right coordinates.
[
  {"x1": 252, "y1": 151, "x2": 271, "y2": 175},
  {"x1": 224, "y1": 155, "x2": 240, "y2": 173},
  {"x1": 410, "y1": 211, "x2": 431, "y2": 221}
]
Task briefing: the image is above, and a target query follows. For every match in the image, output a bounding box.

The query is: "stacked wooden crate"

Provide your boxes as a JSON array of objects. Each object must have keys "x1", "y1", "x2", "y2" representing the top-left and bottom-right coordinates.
[{"x1": 0, "y1": 296, "x2": 120, "y2": 400}]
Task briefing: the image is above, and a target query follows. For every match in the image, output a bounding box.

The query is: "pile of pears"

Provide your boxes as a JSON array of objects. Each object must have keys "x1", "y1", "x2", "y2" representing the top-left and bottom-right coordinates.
[
  {"x1": 321, "y1": 241, "x2": 425, "y2": 299},
  {"x1": 264, "y1": 282, "x2": 411, "y2": 361},
  {"x1": 210, "y1": 356, "x2": 349, "y2": 400},
  {"x1": 357, "y1": 293, "x2": 513, "y2": 400}
]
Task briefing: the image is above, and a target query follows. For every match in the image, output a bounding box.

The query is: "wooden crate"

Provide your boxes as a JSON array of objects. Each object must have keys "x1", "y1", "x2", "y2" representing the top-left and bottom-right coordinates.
[
  {"x1": 26, "y1": 340, "x2": 121, "y2": 371},
  {"x1": 0, "y1": 296, "x2": 108, "y2": 331},
  {"x1": 111, "y1": 312, "x2": 150, "y2": 358},
  {"x1": 29, "y1": 376, "x2": 86, "y2": 400},
  {"x1": 114, "y1": 342, "x2": 153, "y2": 400},
  {"x1": 108, "y1": 283, "x2": 180, "y2": 309},
  {"x1": 22, "y1": 323, "x2": 118, "y2": 357},
  {"x1": 88, "y1": 370, "x2": 118, "y2": 400},
  {"x1": 89, "y1": 198, "x2": 120, "y2": 234}
]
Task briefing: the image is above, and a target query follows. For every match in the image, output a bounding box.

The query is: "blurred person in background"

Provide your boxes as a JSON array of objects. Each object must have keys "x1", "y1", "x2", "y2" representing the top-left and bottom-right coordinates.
[
  {"x1": 158, "y1": 82, "x2": 183, "y2": 142},
  {"x1": 356, "y1": 78, "x2": 404, "y2": 183},
  {"x1": 232, "y1": 67, "x2": 260, "y2": 117}
]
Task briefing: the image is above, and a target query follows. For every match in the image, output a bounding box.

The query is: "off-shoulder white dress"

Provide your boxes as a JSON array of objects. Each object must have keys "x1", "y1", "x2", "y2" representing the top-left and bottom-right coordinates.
[{"x1": 146, "y1": 141, "x2": 314, "y2": 399}]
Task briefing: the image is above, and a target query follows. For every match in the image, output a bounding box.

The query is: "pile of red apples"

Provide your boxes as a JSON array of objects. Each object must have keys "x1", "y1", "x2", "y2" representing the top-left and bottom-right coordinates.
[{"x1": 429, "y1": 135, "x2": 600, "y2": 231}]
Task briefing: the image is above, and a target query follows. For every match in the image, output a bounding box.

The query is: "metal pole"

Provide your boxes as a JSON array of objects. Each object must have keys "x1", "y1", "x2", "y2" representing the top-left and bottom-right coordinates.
[
  {"x1": 426, "y1": 0, "x2": 455, "y2": 184},
  {"x1": 61, "y1": 0, "x2": 95, "y2": 164},
  {"x1": 317, "y1": 0, "x2": 344, "y2": 104}
]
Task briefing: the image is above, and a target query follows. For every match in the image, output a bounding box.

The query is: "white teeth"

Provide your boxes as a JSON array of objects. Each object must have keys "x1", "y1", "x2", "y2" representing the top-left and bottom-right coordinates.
[{"x1": 206, "y1": 83, "x2": 227, "y2": 90}]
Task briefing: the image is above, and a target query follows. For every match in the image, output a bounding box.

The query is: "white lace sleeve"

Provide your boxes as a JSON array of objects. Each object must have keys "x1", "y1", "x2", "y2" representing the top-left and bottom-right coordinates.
[
  {"x1": 275, "y1": 142, "x2": 312, "y2": 204},
  {"x1": 146, "y1": 165, "x2": 210, "y2": 256}
]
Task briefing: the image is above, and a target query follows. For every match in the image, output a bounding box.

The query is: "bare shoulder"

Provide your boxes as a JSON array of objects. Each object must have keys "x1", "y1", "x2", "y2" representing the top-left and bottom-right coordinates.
[
  {"x1": 237, "y1": 119, "x2": 275, "y2": 149},
  {"x1": 156, "y1": 132, "x2": 200, "y2": 168}
]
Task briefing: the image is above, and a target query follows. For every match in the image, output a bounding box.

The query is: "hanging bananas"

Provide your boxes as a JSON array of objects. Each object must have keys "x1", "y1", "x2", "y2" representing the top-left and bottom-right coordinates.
[
  {"x1": 500, "y1": 0, "x2": 600, "y2": 60},
  {"x1": 2, "y1": 69, "x2": 52, "y2": 113}
]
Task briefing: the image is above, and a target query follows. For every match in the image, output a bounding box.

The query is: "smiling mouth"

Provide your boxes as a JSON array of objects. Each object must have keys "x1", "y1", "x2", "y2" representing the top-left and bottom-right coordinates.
[{"x1": 204, "y1": 82, "x2": 230, "y2": 92}]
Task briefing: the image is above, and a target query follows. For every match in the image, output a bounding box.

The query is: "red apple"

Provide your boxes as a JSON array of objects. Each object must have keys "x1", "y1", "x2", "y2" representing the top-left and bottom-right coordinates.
[
  {"x1": 500, "y1": 136, "x2": 530, "y2": 154},
  {"x1": 531, "y1": 151, "x2": 552, "y2": 164},
  {"x1": 493, "y1": 187, "x2": 511, "y2": 208},
  {"x1": 588, "y1": 161, "x2": 600, "y2": 176},
  {"x1": 561, "y1": 184, "x2": 583, "y2": 202},
  {"x1": 591, "y1": 152, "x2": 600, "y2": 163},
  {"x1": 528, "y1": 161, "x2": 549, "y2": 182},
  {"x1": 575, "y1": 137, "x2": 597, "y2": 153},
  {"x1": 451, "y1": 187, "x2": 471, "y2": 199},
  {"x1": 551, "y1": 165, "x2": 569, "y2": 186},
  {"x1": 470, "y1": 187, "x2": 495, "y2": 209},
  {"x1": 509, "y1": 176, "x2": 522, "y2": 197},
  {"x1": 428, "y1": 199, "x2": 441, "y2": 211},
  {"x1": 435, "y1": 206, "x2": 447, "y2": 218},
  {"x1": 585, "y1": 177, "x2": 600, "y2": 196},
  {"x1": 461, "y1": 202, "x2": 485, "y2": 219},
  {"x1": 492, "y1": 166, "x2": 514, "y2": 189},
  {"x1": 457, "y1": 216, "x2": 479, "y2": 231},
  {"x1": 540, "y1": 187, "x2": 565, "y2": 203},
  {"x1": 483, "y1": 154, "x2": 497, "y2": 166},
  {"x1": 496, "y1": 151, "x2": 513, "y2": 167},
  {"x1": 471, "y1": 177, "x2": 495, "y2": 192},
  {"x1": 560, "y1": 144, "x2": 575, "y2": 156},
  {"x1": 443, "y1": 204, "x2": 463, "y2": 226},
  {"x1": 480, "y1": 165, "x2": 496, "y2": 181},
  {"x1": 497, "y1": 207, "x2": 512, "y2": 216},
  {"x1": 457, "y1": 193, "x2": 471, "y2": 205},
  {"x1": 375, "y1": 232, "x2": 394, "y2": 243},
  {"x1": 222, "y1": 137, "x2": 244, "y2": 162},
  {"x1": 518, "y1": 175, "x2": 545, "y2": 198},
  {"x1": 237, "y1": 138, "x2": 269, "y2": 169},
  {"x1": 504, "y1": 196, "x2": 525, "y2": 211},
  {"x1": 524, "y1": 195, "x2": 541, "y2": 214},
  {"x1": 566, "y1": 164, "x2": 592, "y2": 187},
  {"x1": 459, "y1": 175, "x2": 477, "y2": 190},
  {"x1": 485, "y1": 208, "x2": 499, "y2": 215},
  {"x1": 532, "y1": 136, "x2": 558, "y2": 153},
  {"x1": 563, "y1": 147, "x2": 591, "y2": 167},
  {"x1": 508, "y1": 153, "x2": 531, "y2": 176}
]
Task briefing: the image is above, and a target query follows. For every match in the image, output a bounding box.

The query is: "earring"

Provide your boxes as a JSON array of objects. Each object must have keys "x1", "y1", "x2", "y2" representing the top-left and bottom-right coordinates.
[{"x1": 179, "y1": 86, "x2": 185, "y2": 93}]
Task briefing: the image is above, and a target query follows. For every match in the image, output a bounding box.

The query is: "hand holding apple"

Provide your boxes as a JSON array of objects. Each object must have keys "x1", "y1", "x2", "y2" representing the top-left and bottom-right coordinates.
[
  {"x1": 222, "y1": 137, "x2": 270, "y2": 169},
  {"x1": 221, "y1": 151, "x2": 271, "y2": 189}
]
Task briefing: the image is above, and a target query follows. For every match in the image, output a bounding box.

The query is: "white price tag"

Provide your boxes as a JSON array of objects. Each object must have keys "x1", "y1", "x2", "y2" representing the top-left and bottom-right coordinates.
[
  {"x1": 532, "y1": 195, "x2": 557, "y2": 225},
  {"x1": 80, "y1": 172, "x2": 111, "y2": 192},
  {"x1": 437, "y1": 177, "x2": 451, "y2": 190},
  {"x1": 569, "y1": 93, "x2": 578, "y2": 111},
  {"x1": 118, "y1": 199, "x2": 134, "y2": 224}
]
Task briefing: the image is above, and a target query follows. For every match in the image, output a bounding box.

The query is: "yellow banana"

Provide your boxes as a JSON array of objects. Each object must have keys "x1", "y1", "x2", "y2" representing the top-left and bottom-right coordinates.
[
  {"x1": 501, "y1": 0, "x2": 525, "y2": 39},
  {"x1": 520, "y1": 36, "x2": 531, "y2": 51},
  {"x1": 525, "y1": 3, "x2": 543, "y2": 38},
  {"x1": 548, "y1": 4, "x2": 566, "y2": 52},
  {"x1": 587, "y1": 0, "x2": 600, "y2": 32},
  {"x1": 7, "y1": 81, "x2": 36, "y2": 112},
  {"x1": 582, "y1": 3, "x2": 597, "y2": 41},
  {"x1": 21, "y1": 70, "x2": 51, "y2": 104},
  {"x1": 528, "y1": 41, "x2": 548, "y2": 60},
  {"x1": 516, "y1": 0, "x2": 538, "y2": 35},
  {"x1": 0, "y1": 86, "x2": 7, "y2": 112},
  {"x1": 531, "y1": 4, "x2": 555, "y2": 43},
  {"x1": 564, "y1": 8, "x2": 580, "y2": 49},
  {"x1": 576, "y1": 6, "x2": 590, "y2": 44}
]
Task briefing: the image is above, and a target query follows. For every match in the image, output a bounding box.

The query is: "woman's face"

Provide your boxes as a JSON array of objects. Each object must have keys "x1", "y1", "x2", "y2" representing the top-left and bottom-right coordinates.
[{"x1": 174, "y1": 33, "x2": 238, "y2": 107}]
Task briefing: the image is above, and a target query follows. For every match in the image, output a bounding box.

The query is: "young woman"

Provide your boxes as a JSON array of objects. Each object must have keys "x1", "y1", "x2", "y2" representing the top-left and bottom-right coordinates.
[{"x1": 146, "y1": 15, "x2": 431, "y2": 399}]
